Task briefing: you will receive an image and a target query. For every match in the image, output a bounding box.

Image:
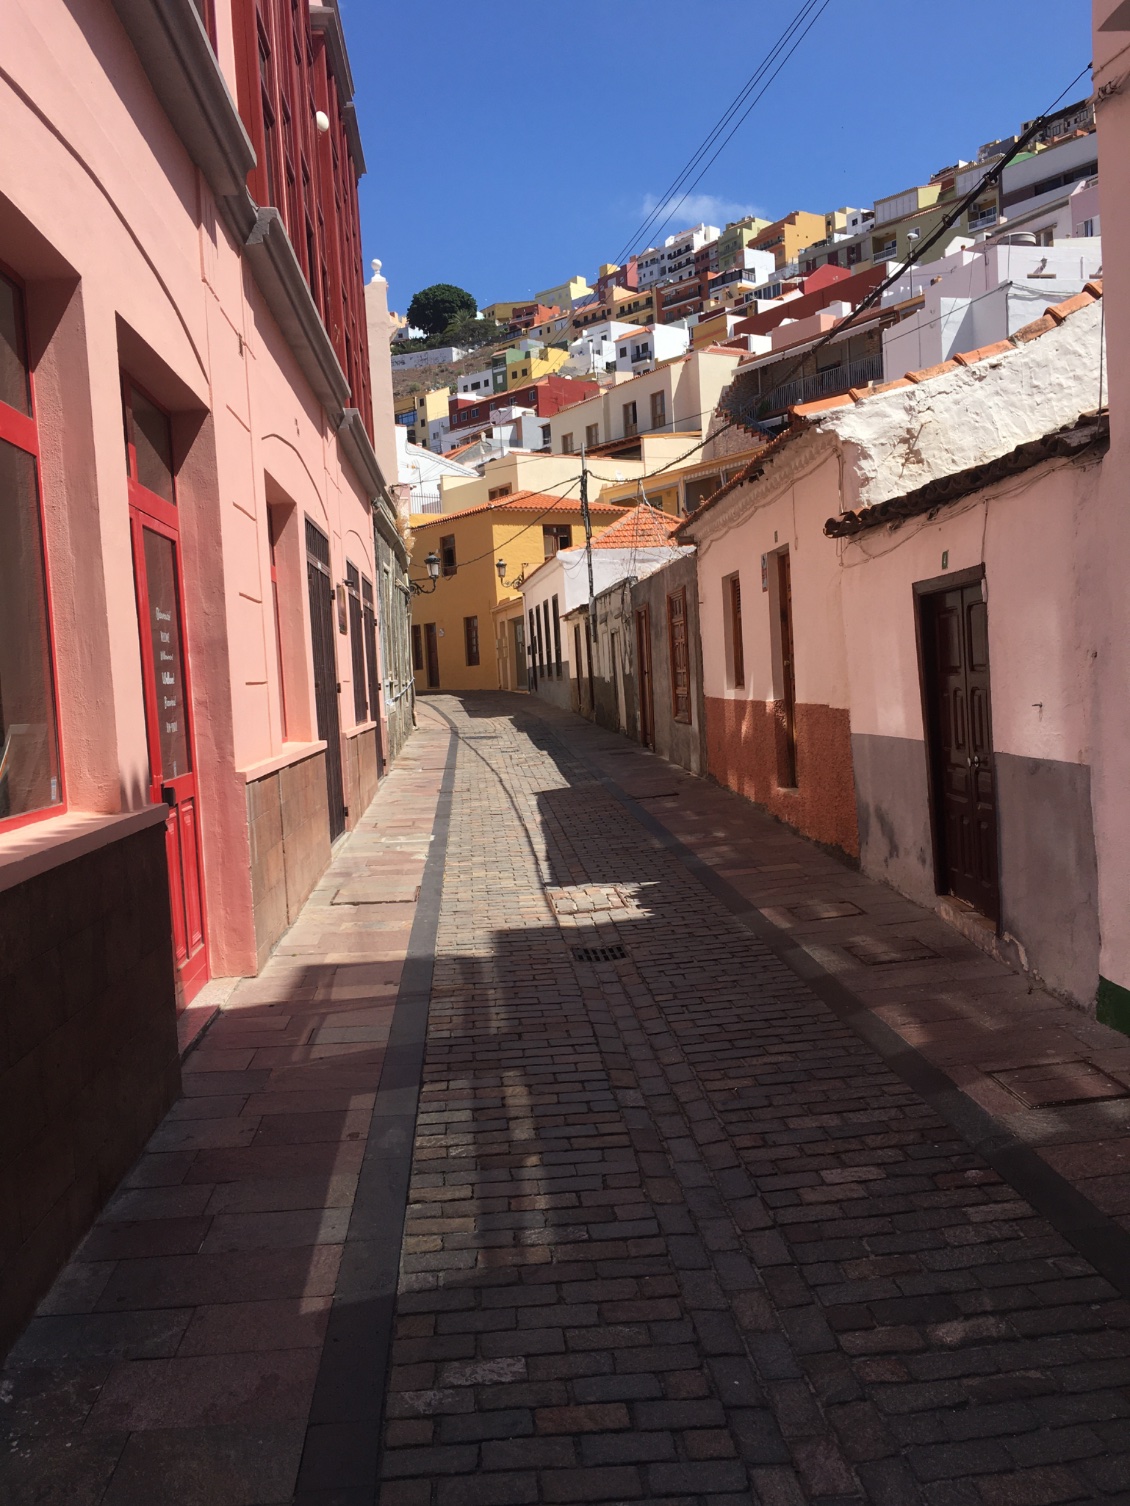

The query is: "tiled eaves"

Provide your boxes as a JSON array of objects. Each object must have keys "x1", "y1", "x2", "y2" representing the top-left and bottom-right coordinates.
[
  {"x1": 824, "y1": 411, "x2": 1110, "y2": 539},
  {"x1": 792, "y1": 280, "x2": 1104, "y2": 418}
]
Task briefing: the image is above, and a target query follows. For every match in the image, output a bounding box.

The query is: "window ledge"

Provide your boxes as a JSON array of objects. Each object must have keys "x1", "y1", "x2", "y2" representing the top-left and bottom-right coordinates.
[
  {"x1": 239, "y1": 740, "x2": 328, "y2": 784},
  {"x1": 344, "y1": 721, "x2": 379, "y2": 740},
  {"x1": 0, "y1": 806, "x2": 169, "y2": 897}
]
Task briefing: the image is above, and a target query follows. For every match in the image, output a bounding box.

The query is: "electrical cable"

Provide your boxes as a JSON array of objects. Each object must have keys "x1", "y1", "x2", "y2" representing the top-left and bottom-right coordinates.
[
  {"x1": 611, "y1": 0, "x2": 829, "y2": 268},
  {"x1": 631, "y1": 0, "x2": 836, "y2": 262}
]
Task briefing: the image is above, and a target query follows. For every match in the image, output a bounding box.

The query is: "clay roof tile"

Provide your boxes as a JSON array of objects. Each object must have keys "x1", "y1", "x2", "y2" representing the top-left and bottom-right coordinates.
[
  {"x1": 1047, "y1": 289, "x2": 1097, "y2": 324},
  {"x1": 953, "y1": 340, "x2": 1014, "y2": 366},
  {"x1": 904, "y1": 359, "x2": 961, "y2": 384}
]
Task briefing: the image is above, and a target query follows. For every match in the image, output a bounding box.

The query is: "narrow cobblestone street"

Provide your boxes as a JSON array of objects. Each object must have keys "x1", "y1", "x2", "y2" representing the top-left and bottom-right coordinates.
[{"x1": 6, "y1": 693, "x2": 1130, "y2": 1505}]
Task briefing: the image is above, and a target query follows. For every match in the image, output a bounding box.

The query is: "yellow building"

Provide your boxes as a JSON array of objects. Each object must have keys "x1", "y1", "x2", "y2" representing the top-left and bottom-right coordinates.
[
  {"x1": 408, "y1": 491, "x2": 628, "y2": 692},
  {"x1": 411, "y1": 386, "x2": 452, "y2": 450},
  {"x1": 572, "y1": 287, "x2": 655, "y2": 331},
  {"x1": 752, "y1": 210, "x2": 828, "y2": 269},
  {"x1": 595, "y1": 441, "x2": 769, "y2": 518},
  {"x1": 492, "y1": 344, "x2": 569, "y2": 392},
  {"x1": 534, "y1": 275, "x2": 593, "y2": 312},
  {"x1": 715, "y1": 215, "x2": 772, "y2": 271},
  {"x1": 480, "y1": 301, "x2": 523, "y2": 325}
]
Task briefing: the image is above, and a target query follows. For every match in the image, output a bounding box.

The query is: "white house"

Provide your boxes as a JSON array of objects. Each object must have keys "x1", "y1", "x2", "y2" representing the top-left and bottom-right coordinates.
[
  {"x1": 392, "y1": 426, "x2": 476, "y2": 517},
  {"x1": 520, "y1": 505, "x2": 690, "y2": 706},
  {"x1": 882, "y1": 236, "x2": 1103, "y2": 377},
  {"x1": 637, "y1": 223, "x2": 721, "y2": 290}
]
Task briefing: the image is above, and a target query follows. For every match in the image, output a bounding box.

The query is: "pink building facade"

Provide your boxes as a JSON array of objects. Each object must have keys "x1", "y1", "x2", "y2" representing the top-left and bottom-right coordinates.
[{"x1": 0, "y1": 0, "x2": 401, "y2": 1349}]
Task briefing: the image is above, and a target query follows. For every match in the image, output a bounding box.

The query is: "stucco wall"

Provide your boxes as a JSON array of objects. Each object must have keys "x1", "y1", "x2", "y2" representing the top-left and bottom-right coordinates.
[
  {"x1": 3, "y1": 0, "x2": 380, "y2": 981},
  {"x1": 1090, "y1": 2, "x2": 1130, "y2": 1007},
  {"x1": 688, "y1": 438, "x2": 858, "y2": 855},
  {"x1": 632, "y1": 555, "x2": 707, "y2": 777}
]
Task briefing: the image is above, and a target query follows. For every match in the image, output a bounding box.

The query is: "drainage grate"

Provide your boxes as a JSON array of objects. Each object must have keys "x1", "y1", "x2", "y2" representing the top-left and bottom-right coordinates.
[
  {"x1": 992, "y1": 1061, "x2": 1130, "y2": 1109},
  {"x1": 573, "y1": 944, "x2": 627, "y2": 963},
  {"x1": 843, "y1": 935, "x2": 938, "y2": 965}
]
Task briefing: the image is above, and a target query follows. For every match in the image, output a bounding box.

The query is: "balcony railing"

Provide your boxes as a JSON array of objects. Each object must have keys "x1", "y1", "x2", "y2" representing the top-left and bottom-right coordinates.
[{"x1": 754, "y1": 353, "x2": 885, "y2": 414}]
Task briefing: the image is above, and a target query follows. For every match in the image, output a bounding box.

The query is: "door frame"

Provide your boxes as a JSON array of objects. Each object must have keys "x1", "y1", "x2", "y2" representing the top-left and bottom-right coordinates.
[
  {"x1": 423, "y1": 622, "x2": 440, "y2": 689},
  {"x1": 635, "y1": 606, "x2": 654, "y2": 748},
  {"x1": 124, "y1": 378, "x2": 210, "y2": 1002},
  {"x1": 913, "y1": 564, "x2": 1001, "y2": 921}
]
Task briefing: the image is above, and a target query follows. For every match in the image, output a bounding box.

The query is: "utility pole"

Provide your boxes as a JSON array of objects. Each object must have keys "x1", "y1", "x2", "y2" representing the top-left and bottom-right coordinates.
[{"x1": 580, "y1": 444, "x2": 596, "y2": 648}]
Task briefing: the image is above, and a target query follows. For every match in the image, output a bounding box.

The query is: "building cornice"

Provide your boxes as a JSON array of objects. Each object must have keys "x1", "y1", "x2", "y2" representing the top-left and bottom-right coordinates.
[
  {"x1": 309, "y1": 4, "x2": 366, "y2": 175},
  {"x1": 110, "y1": 0, "x2": 255, "y2": 200},
  {"x1": 245, "y1": 206, "x2": 352, "y2": 414}
]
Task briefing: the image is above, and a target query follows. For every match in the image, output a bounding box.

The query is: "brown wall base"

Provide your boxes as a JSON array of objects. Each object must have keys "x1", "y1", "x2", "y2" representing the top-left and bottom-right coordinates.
[
  {"x1": 0, "y1": 823, "x2": 180, "y2": 1357},
  {"x1": 345, "y1": 727, "x2": 380, "y2": 833},
  {"x1": 704, "y1": 696, "x2": 859, "y2": 857},
  {"x1": 247, "y1": 751, "x2": 332, "y2": 970}
]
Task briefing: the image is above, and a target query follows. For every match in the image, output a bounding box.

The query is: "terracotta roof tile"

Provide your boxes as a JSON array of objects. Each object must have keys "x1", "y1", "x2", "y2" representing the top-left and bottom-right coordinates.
[
  {"x1": 794, "y1": 394, "x2": 854, "y2": 414},
  {"x1": 905, "y1": 359, "x2": 961, "y2": 383},
  {"x1": 953, "y1": 341, "x2": 1013, "y2": 366},
  {"x1": 588, "y1": 503, "x2": 683, "y2": 549},
  {"x1": 1012, "y1": 313, "x2": 1058, "y2": 343},
  {"x1": 411, "y1": 489, "x2": 626, "y2": 526},
  {"x1": 1048, "y1": 289, "x2": 1097, "y2": 324},
  {"x1": 870, "y1": 378, "x2": 914, "y2": 394}
]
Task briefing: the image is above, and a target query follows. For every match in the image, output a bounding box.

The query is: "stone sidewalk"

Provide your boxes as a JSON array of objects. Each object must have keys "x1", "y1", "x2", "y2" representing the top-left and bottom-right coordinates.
[{"x1": 0, "y1": 717, "x2": 451, "y2": 1505}]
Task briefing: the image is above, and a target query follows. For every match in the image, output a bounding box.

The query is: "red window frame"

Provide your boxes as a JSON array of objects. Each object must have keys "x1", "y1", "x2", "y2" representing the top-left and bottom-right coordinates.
[
  {"x1": 231, "y1": 0, "x2": 372, "y2": 435},
  {"x1": 0, "y1": 263, "x2": 66, "y2": 834}
]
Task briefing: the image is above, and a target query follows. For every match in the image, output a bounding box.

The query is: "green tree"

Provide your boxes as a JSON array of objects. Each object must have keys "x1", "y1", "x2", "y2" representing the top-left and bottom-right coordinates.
[
  {"x1": 442, "y1": 313, "x2": 507, "y2": 349},
  {"x1": 407, "y1": 283, "x2": 477, "y2": 337}
]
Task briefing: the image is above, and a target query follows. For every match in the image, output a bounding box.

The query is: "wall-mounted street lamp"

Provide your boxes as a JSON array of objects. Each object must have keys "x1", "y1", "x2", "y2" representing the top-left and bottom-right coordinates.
[
  {"x1": 410, "y1": 552, "x2": 441, "y2": 595},
  {"x1": 496, "y1": 558, "x2": 525, "y2": 589}
]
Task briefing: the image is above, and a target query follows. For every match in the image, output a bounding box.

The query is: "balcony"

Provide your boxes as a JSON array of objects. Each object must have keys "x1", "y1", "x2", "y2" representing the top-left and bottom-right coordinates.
[
  {"x1": 755, "y1": 353, "x2": 885, "y2": 414},
  {"x1": 967, "y1": 207, "x2": 999, "y2": 230}
]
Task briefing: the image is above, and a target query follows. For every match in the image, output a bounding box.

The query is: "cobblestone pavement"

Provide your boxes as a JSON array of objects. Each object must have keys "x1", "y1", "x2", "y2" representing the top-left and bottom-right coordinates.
[
  {"x1": 5, "y1": 693, "x2": 1130, "y2": 1506},
  {"x1": 381, "y1": 696, "x2": 1130, "y2": 1506}
]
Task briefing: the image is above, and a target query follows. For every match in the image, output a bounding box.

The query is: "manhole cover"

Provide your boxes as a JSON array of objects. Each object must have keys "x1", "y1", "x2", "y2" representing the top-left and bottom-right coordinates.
[
  {"x1": 333, "y1": 881, "x2": 420, "y2": 905},
  {"x1": 788, "y1": 900, "x2": 863, "y2": 921},
  {"x1": 992, "y1": 1061, "x2": 1130, "y2": 1109},
  {"x1": 573, "y1": 945, "x2": 627, "y2": 963},
  {"x1": 842, "y1": 935, "x2": 938, "y2": 965}
]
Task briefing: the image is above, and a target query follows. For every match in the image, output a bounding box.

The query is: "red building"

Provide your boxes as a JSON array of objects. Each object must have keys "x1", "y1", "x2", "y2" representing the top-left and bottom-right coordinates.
[
  {"x1": 594, "y1": 259, "x2": 639, "y2": 301},
  {"x1": 733, "y1": 263, "x2": 887, "y2": 340},
  {"x1": 448, "y1": 375, "x2": 600, "y2": 434},
  {"x1": 509, "y1": 302, "x2": 561, "y2": 332}
]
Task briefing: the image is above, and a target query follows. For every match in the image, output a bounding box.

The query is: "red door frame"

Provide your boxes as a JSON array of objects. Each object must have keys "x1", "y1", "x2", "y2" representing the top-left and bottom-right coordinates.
[
  {"x1": 123, "y1": 378, "x2": 210, "y2": 1003},
  {"x1": 0, "y1": 262, "x2": 67, "y2": 834}
]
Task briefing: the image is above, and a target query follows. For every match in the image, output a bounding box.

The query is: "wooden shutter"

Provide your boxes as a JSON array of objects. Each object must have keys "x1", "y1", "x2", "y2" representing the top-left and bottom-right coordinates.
[{"x1": 667, "y1": 587, "x2": 691, "y2": 724}]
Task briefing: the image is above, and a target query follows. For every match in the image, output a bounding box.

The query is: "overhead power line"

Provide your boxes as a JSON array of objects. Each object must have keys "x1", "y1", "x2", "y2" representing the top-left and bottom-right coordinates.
[{"x1": 612, "y1": 0, "x2": 833, "y2": 269}]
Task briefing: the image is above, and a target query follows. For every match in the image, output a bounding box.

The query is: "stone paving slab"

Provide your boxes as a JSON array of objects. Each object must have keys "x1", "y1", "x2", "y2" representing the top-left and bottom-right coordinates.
[
  {"x1": 378, "y1": 694, "x2": 1130, "y2": 1506},
  {"x1": 0, "y1": 720, "x2": 450, "y2": 1506}
]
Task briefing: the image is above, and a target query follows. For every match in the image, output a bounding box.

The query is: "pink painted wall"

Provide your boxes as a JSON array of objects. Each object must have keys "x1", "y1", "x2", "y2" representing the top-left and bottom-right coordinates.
[
  {"x1": 687, "y1": 437, "x2": 858, "y2": 853},
  {"x1": 2, "y1": 0, "x2": 377, "y2": 975},
  {"x1": 1089, "y1": 0, "x2": 1130, "y2": 997}
]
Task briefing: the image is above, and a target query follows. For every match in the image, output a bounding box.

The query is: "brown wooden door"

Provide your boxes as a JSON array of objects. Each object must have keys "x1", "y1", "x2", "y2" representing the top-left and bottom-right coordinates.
[
  {"x1": 635, "y1": 607, "x2": 654, "y2": 747},
  {"x1": 305, "y1": 520, "x2": 347, "y2": 842},
  {"x1": 424, "y1": 623, "x2": 440, "y2": 688},
  {"x1": 921, "y1": 580, "x2": 1000, "y2": 922},
  {"x1": 776, "y1": 551, "x2": 797, "y2": 787}
]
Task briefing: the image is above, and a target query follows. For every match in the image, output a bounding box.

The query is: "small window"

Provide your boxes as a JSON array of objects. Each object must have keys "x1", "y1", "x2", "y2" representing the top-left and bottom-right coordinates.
[
  {"x1": 544, "y1": 524, "x2": 572, "y2": 557},
  {"x1": 346, "y1": 562, "x2": 368, "y2": 724},
  {"x1": 585, "y1": 423, "x2": 599, "y2": 447},
  {"x1": 623, "y1": 401, "x2": 638, "y2": 435},
  {"x1": 726, "y1": 573, "x2": 745, "y2": 688},
  {"x1": 412, "y1": 623, "x2": 423, "y2": 671},
  {"x1": 440, "y1": 534, "x2": 457, "y2": 577},
  {"x1": 0, "y1": 273, "x2": 63, "y2": 827},
  {"x1": 464, "y1": 615, "x2": 480, "y2": 666},
  {"x1": 561, "y1": 433, "x2": 574, "y2": 454},
  {"x1": 650, "y1": 390, "x2": 666, "y2": 429},
  {"x1": 488, "y1": 484, "x2": 513, "y2": 500},
  {"x1": 552, "y1": 594, "x2": 562, "y2": 676}
]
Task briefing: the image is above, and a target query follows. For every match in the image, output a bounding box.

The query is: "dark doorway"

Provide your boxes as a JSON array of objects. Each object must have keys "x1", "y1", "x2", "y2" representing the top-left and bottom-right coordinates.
[
  {"x1": 635, "y1": 606, "x2": 654, "y2": 748},
  {"x1": 424, "y1": 623, "x2": 440, "y2": 689},
  {"x1": 919, "y1": 574, "x2": 1000, "y2": 924},
  {"x1": 305, "y1": 519, "x2": 347, "y2": 841},
  {"x1": 775, "y1": 550, "x2": 797, "y2": 787}
]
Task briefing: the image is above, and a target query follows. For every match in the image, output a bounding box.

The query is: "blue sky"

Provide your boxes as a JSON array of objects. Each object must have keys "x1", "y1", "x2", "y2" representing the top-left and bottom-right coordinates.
[{"x1": 341, "y1": 0, "x2": 1092, "y2": 316}]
